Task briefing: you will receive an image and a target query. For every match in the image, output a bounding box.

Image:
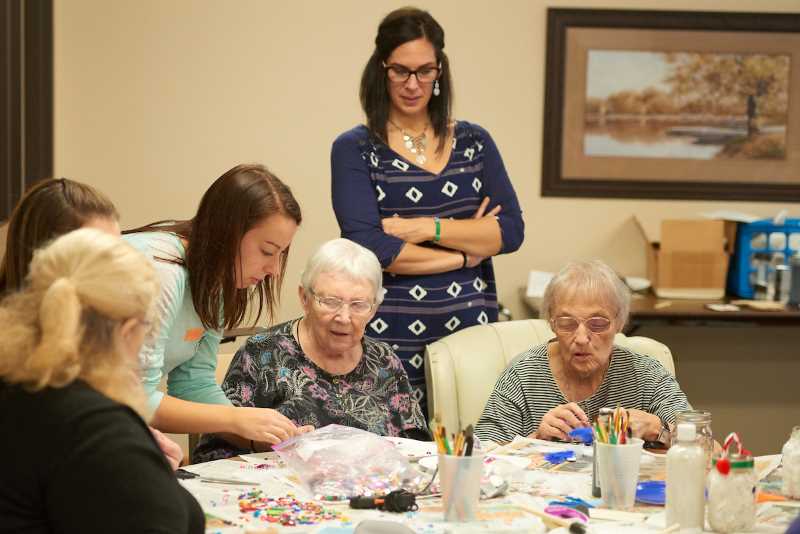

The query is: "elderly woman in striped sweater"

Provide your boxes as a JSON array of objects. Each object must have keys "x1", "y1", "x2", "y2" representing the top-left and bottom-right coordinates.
[{"x1": 475, "y1": 260, "x2": 690, "y2": 445}]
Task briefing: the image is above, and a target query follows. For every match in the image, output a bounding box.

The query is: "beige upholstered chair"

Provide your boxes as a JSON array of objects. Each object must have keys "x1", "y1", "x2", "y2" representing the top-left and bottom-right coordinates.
[{"x1": 424, "y1": 319, "x2": 674, "y2": 434}]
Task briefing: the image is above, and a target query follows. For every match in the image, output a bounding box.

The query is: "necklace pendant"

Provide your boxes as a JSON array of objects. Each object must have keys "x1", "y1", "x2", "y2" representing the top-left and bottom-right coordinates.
[
  {"x1": 405, "y1": 139, "x2": 414, "y2": 150},
  {"x1": 416, "y1": 154, "x2": 427, "y2": 165}
]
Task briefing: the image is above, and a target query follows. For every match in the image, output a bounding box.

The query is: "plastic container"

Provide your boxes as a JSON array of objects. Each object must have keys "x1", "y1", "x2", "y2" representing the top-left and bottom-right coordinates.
[
  {"x1": 666, "y1": 423, "x2": 705, "y2": 532},
  {"x1": 789, "y1": 253, "x2": 800, "y2": 307},
  {"x1": 672, "y1": 410, "x2": 713, "y2": 469},
  {"x1": 782, "y1": 426, "x2": 800, "y2": 499},
  {"x1": 596, "y1": 438, "x2": 644, "y2": 510},
  {"x1": 707, "y1": 433, "x2": 756, "y2": 534},
  {"x1": 439, "y1": 453, "x2": 484, "y2": 522},
  {"x1": 592, "y1": 407, "x2": 614, "y2": 498},
  {"x1": 727, "y1": 218, "x2": 800, "y2": 298}
]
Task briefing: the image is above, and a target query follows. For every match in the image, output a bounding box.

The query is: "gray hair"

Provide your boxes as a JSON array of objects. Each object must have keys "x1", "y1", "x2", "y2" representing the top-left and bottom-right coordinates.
[
  {"x1": 300, "y1": 238, "x2": 384, "y2": 304},
  {"x1": 541, "y1": 260, "x2": 630, "y2": 326}
]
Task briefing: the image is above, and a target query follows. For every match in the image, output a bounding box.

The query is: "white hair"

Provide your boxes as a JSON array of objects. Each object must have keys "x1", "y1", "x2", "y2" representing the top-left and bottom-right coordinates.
[
  {"x1": 541, "y1": 260, "x2": 630, "y2": 325},
  {"x1": 300, "y1": 238, "x2": 384, "y2": 304}
]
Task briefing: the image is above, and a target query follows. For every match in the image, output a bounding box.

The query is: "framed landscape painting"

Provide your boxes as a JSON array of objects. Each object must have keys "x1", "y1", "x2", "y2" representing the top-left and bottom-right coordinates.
[{"x1": 541, "y1": 8, "x2": 800, "y2": 201}]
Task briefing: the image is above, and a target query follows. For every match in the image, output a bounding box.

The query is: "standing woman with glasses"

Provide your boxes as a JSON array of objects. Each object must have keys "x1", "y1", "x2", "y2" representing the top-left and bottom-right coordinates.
[
  {"x1": 123, "y1": 163, "x2": 307, "y2": 452},
  {"x1": 475, "y1": 260, "x2": 691, "y2": 444},
  {"x1": 193, "y1": 238, "x2": 428, "y2": 462},
  {"x1": 330, "y1": 7, "x2": 524, "y2": 416}
]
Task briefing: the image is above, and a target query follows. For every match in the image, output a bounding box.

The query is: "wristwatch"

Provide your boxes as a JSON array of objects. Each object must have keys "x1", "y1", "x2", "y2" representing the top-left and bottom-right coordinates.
[{"x1": 656, "y1": 419, "x2": 671, "y2": 445}]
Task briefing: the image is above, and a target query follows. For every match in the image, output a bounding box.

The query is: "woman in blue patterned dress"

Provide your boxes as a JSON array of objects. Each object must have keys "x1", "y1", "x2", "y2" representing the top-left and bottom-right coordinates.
[{"x1": 330, "y1": 7, "x2": 524, "y2": 416}]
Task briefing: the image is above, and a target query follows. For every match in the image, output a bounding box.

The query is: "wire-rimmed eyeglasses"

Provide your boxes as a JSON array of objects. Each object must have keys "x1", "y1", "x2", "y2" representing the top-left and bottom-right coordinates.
[
  {"x1": 308, "y1": 289, "x2": 374, "y2": 316},
  {"x1": 550, "y1": 316, "x2": 612, "y2": 334}
]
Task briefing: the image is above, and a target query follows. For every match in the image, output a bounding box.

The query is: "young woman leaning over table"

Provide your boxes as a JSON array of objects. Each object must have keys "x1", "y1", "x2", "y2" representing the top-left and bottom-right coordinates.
[
  {"x1": 0, "y1": 229, "x2": 203, "y2": 533},
  {"x1": 123, "y1": 163, "x2": 312, "y2": 451},
  {"x1": 0, "y1": 177, "x2": 183, "y2": 469}
]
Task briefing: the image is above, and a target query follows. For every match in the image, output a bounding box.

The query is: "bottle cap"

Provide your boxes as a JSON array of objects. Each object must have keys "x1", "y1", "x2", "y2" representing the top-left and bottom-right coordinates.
[{"x1": 676, "y1": 422, "x2": 696, "y2": 442}]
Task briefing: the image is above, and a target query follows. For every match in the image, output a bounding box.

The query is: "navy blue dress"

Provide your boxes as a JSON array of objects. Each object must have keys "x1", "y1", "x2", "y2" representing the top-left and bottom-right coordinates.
[{"x1": 331, "y1": 121, "x2": 524, "y2": 416}]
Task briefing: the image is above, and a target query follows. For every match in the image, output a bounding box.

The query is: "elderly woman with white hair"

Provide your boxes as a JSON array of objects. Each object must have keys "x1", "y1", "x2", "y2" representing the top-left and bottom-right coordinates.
[
  {"x1": 194, "y1": 238, "x2": 428, "y2": 462},
  {"x1": 475, "y1": 260, "x2": 690, "y2": 445}
]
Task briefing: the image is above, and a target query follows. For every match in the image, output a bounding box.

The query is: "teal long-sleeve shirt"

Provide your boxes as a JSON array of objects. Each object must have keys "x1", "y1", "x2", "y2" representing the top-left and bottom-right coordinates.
[{"x1": 124, "y1": 232, "x2": 231, "y2": 414}]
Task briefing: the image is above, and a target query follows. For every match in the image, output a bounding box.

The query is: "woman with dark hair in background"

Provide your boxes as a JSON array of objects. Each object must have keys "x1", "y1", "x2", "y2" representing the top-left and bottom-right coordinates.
[
  {"x1": 124, "y1": 163, "x2": 310, "y2": 450},
  {"x1": 331, "y1": 7, "x2": 524, "y2": 415},
  {"x1": 0, "y1": 178, "x2": 119, "y2": 296},
  {"x1": 0, "y1": 177, "x2": 184, "y2": 469}
]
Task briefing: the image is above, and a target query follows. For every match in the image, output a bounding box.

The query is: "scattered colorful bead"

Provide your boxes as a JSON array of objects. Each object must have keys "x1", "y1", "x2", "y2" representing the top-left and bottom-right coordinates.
[{"x1": 238, "y1": 491, "x2": 345, "y2": 527}]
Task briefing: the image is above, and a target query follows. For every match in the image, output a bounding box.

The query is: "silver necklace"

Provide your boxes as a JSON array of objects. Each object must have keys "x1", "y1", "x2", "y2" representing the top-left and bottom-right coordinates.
[{"x1": 390, "y1": 120, "x2": 429, "y2": 165}]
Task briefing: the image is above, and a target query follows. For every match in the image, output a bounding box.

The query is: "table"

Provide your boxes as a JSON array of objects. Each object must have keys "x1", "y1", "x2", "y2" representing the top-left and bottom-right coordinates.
[
  {"x1": 519, "y1": 288, "x2": 800, "y2": 335},
  {"x1": 179, "y1": 436, "x2": 799, "y2": 534}
]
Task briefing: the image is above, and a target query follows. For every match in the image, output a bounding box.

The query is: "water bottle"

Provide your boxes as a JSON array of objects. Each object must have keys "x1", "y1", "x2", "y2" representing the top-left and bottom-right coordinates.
[{"x1": 666, "y1": 423, "x2": 705, "y2": 532}]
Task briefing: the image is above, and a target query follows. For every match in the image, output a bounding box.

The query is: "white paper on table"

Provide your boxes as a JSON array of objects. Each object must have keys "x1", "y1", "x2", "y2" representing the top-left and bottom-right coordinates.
[
  {"x1": 383, "y1": 436, "x2": 438, "y2": 460},
  {"x1": 755, "y1": 454, "x2": 782, "y2": 481},
  {"x1": 180, "y1": 458, "x2": 263, "y2": 480},
  {"x1": 526, "y1": 270, "x2": 553, "y2": 298},
  {"x1": 238, "y1": 451, "x2": 285, "y2": 467}
]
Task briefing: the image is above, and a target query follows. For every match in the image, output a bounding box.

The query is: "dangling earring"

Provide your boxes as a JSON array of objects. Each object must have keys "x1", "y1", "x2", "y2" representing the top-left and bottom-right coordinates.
[{"x1": 433, "y1": 80, "x2": 440, "y2": 97}]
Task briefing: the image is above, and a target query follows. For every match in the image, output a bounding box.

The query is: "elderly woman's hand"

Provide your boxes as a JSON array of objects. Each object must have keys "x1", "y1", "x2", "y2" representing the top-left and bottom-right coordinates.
[
  {"x1": 230, "y1": 407, "x2": 301, "y2": 444},
  {"x1": 626, "y1": 409, "x2": 662, "y2": 441},
  {"x1": 534, "y1": 402, "x2": 591, "y2": 441}
]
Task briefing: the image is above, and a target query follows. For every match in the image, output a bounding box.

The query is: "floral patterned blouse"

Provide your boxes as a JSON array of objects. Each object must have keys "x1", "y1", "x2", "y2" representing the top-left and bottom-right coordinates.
[{"x1": 193, "y1": 318, "x2": 429, "y2": 462}]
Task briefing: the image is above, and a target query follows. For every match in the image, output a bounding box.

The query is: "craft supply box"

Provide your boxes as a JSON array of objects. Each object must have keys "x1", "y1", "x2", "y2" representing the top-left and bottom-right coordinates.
[{"x1": 635, "y1": 217, "x2": 737, "y2": 299}]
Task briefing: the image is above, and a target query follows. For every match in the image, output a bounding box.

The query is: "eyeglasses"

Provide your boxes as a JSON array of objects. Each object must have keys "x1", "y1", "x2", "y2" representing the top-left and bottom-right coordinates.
[
  {"x1": 308, "y1": 289, "x2": 374, "y2": 316},
  {"x1": 383, "y1": 63, "x2": 440, "y2": 84},
  {"x1": 551, "y1": 316, "x2": 613, "y2": 334}
]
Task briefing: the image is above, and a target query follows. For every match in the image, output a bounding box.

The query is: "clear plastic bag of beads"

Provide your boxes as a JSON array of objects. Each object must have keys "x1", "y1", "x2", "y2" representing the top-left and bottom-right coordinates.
[{"x1": 273, "y1": 424, "x2": 426, "y2": 500}]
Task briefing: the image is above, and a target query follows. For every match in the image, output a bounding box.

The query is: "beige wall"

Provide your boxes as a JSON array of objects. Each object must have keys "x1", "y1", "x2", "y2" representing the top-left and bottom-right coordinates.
[{"x1": 54, "y1": 0, "x2": 799, "y2": 453}]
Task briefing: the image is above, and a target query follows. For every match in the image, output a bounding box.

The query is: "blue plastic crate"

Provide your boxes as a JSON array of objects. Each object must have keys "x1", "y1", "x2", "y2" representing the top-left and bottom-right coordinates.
[{"x1": 727, "y1": 218, "x2": 800, "y2": 298}]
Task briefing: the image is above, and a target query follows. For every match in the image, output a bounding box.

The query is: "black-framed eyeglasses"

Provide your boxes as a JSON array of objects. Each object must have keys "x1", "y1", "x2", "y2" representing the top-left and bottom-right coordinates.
[
  {"x1": 308, "y1": 289, "x2": 374, "y2": 316},
  {"x1": 550, "y1": 316, "x2": 612, "y2": 334},
  {"x1": 382, "y1": 62, "x2": 440, "y2": 84}
]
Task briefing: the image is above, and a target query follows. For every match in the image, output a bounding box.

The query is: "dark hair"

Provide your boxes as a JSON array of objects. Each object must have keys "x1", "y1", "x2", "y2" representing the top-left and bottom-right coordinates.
[
  {"x1": 0, "y1": 178, "x2": 119, "y2": 295},
  {"x1": 360, "y1": 7, "x2": 453, "y2": 153},
  {"x1": 125, "y1": 163, "x2": 302, "y2": 331}
]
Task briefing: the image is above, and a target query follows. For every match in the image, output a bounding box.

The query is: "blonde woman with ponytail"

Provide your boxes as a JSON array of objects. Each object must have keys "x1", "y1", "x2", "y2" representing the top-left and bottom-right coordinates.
[{"x1": 0, "y1": 229, "x2": 204, "y2": 533}]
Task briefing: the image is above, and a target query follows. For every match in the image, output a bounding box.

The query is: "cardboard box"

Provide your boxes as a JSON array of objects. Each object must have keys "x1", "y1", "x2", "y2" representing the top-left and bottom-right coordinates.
[{"x1": 634, "y1": 217, "x2": 737, "y2": 299}]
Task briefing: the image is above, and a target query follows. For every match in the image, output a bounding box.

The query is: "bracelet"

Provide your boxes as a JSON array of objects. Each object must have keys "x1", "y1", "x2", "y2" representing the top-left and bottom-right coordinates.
[
  {"x1": 433, "y1": 217, "x2": 441, "y2": 243},
  {"x1": 656, "y1": 419, "x2": 671, "y2": 444},
  {"x1": 460, "y1": 251, "x2": 468, "y2": 269}
]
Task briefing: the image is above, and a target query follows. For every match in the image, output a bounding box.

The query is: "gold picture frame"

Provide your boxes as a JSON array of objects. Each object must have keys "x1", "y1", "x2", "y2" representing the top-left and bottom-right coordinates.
[{"x1": 541, "y1": 8, "x2": 800, "y2": 201}]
